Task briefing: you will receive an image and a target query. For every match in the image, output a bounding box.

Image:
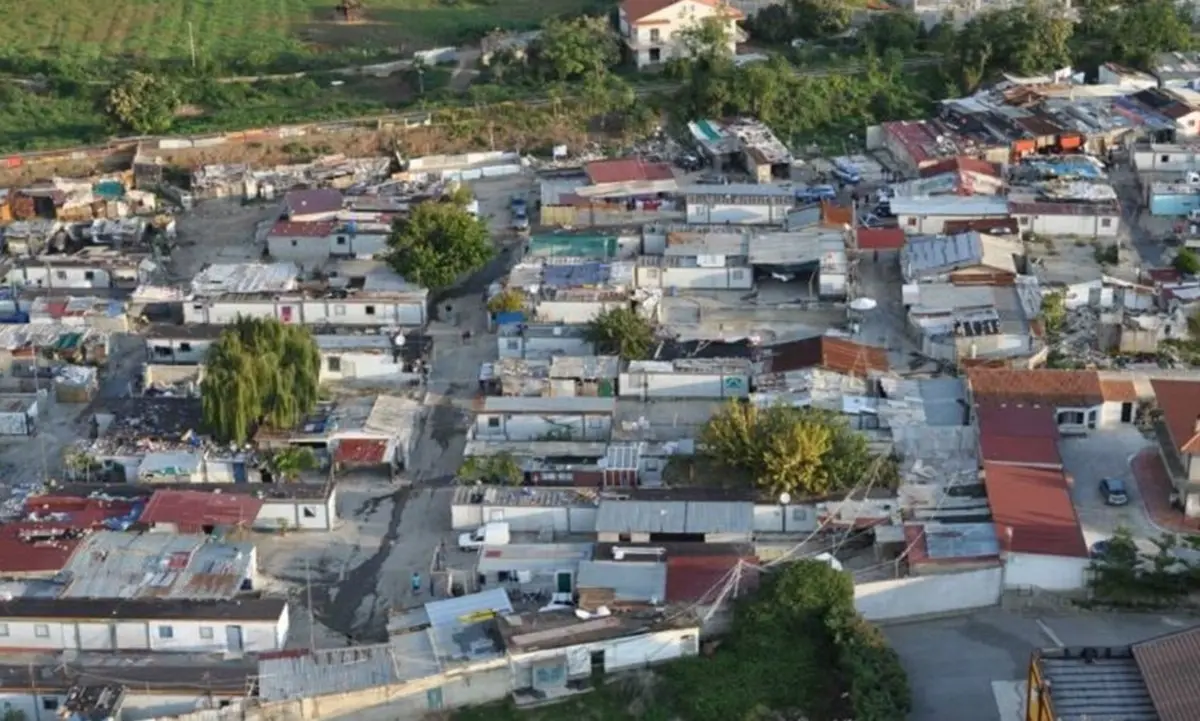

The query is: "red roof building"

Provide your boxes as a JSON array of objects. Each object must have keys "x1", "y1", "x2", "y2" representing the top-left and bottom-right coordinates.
[
  {"x1": 584, "y1": 158, "x2": 675, "y2": 186},
  {"x1": 140, "y1": 490, "x2": 263, "y2": 533},
  {"x1": 665, "y1": 555, "x2": 759, "y2": 603},
  {"x1": 983, "y1": 462, "x2": 1087, "y2": 559},
  {"x1": 855, "y1": 228, "x2": 906, "y2": 251},
  {"x1": 334, "y1": 438, "x2": 391, "y2": 466},
  {"x1": 977, "y1": 403, "x2": 1063, "y2": 468},
  {"x1": 0, "y1": 496, "x2": 139, "y2": 576}
]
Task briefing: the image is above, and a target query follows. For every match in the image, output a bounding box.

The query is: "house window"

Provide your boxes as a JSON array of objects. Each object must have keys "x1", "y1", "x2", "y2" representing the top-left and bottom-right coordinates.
[
  {"x1": 334, "y1": 304, "x2": 346, "y2": 316},
  {"x1": 83, "y1": 271, "x2": 95, "y2": 281},
  {"x1": 731, "y1": 269, "x2": 745, "y2": 281},
  {"x1": 158, "y1": 625, "x2": 174, "y2": 639},
  {"x1": 193, "y1": 304, "x2": 204, "y2": 313},
  {"x1": 42, "y1": 699, "x2": 58, "y2": 712},
  {"x1": 649, "y1": 47, "x2": 661, "y2": 63},
  {"x1": 337, "y1": 236, "x2": 347, "y2": 245},
  {"x1": 1019, "y1": 217, "x2": 1030, "y2": 226},
  {"x1": 791, "y1": 508, "x2": 807, "y2": 521},
  {"x1": 487, "y1": 417, "x2": 501, "y2": 428},
  {"x1": 906, "y1": 217, "x2": 917, "y2": 227},
  {"x1": 34, "y1": 624, "x2": 49, "y2": 638},
  {"x1": 327, "y1": 356, "x2": 342, "y2": 372},
  {"x1": 0, "y1": 623, "x2": 9, "y2": 637},
  {"x1": 650, "y1": 28, "x2": 661, "y2": 42},
  {"x1": 365, "y1": 305, "x2": 377, "y2": 316},
  {"x1": 1056, "y1": 410, "x2": 1085, "y2": 425},
  {"x1": 200, "y1": 626, "x2": 214, "y2": 640},
  {"x1": 1163, "y1": 154, "x2": 1171, "y2": 163},
  {"x1": 179, "y1": 342, "x2": 192, "y2": 352},
  {"x1": 1101, "y1": 218, "x2": 1112, "y2": 228},
  {"x1": 290, "y1": 239, "x2": 298, "y2": 247},
  {"x1": 55, "y1": 270, "x2": 67, "y2": 280},
  {"x1": 303, "y1": 507, "x2": 317, "y2": 519},
  {"x1": 506, "y1": 339, "x2": 519, "y2": 350}
]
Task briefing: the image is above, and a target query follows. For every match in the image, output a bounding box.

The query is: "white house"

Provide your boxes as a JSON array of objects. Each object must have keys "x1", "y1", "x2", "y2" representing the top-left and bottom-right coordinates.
[
  {"x1": 619, "y1": 358, "x2": 751, "y2": 399},
  {"x1": 143, "y1": 324, "x2": 222, "y2": 364},
  {"x1": 3, "y1": 252, "x2": 147, "y2": 291},
  {"x1": 0, "y1": 598, "x2": 289, "y2": 654},
  {"x1": 683, "y1": 184, "x2": 795, "y2": 225},
  {"x1": 618, "y1": 0, "x2": 744, "y2": 69},
  {"x1": 891, "y1": 196, "x2": 1011, "y2": 235},
  {"x1": 1009, "y1": 200, "x2": 1120, "y2": 239},
  {"x1": 497, "y1": 324, "x2": 595, "y2": 360},
  {"x1": 316, "y1": 334, "x2": 424, "y2": 383},
  {"x1": 635, "y1": 256, "x2": 753, "y2": 291},
  {"x1": 266, "y1": 219, "x2": 391, "y2": 270},
  {"x1": 473, "y1": 396, "x2": 615, "y2": 442}
]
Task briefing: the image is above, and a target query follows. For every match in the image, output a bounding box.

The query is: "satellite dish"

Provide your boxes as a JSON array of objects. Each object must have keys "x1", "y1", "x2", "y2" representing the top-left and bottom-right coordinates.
[
  {"x1": 849, "y1": 297, "x2": 878, "y2": 312},
  {"x1": 393, "y1": 333, "x2": 405, "y2": 346},
  {"x1": 779, "y1": 492, "x2": 791, "y2": 505}
]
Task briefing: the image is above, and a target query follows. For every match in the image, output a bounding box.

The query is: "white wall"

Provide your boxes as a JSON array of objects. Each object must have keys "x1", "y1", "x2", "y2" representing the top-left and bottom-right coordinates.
[
  {"x1": 185, "y1": 298, "x2": 426, "y2": 327},
  {"x1": 0, "y1": 690, "x2": 242, "y2": 721},
  {"x1": 618, "y1": 372, "x2": 750, "y2": 399},
  {"x1": 1135, "y1": 147, "x2": 1200, "y2": 172},
  {"x1": 1015, "y1": 212, "x2": 1120, "y2": 238},
  {"x1": 636, "y1": 265, "x2": 754, "y2": 290},
  {"x1": 854, "y1": 566, "x2": 1003, "y2": 622},
  {"x1": 145, "y1": 337, "x2": 216, "y2": 365},
  {"x1": 686, "y1": 203, "x2": 783, "y2": 225},
  {"x1": 1002, "y1": 553, "x2": 1089, "y2": 591},
  {"x1": 451, "y1": 504, "x2": 599, "y2": 532},
  {"x1": 0, "y1": 616, "x2": 284, "y2": 653},
  {"x1": 6, "y1": 265, "x2": 114, "y2": 290},
  {"x1": 473, "y1": 413, "x2": 612, "y2": 442},
  {"x1": 535, "y1": 301, "x2": 624, "y2": 324},
  {"x1": 251, "y1": 491, "x2": 337, "y2": 531},
  {"x1": 319, "y1": 351, "x2": 414, "y2": 383}
]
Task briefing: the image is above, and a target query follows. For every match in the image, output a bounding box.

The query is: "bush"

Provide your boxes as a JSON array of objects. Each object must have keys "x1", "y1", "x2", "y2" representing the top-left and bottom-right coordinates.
[
  {"x1": 827, "y1": 608, "x2": 913, "y2": 721},
  {"x1": 1174, "y1": 248, "x2": 1200, "y2": 275}
]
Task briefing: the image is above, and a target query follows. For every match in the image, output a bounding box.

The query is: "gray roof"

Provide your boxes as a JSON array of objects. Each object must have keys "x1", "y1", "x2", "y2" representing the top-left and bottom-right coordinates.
[
  {"x1": 475, "y1": 543, "x2": 594, "y2": 574},
  {"x1": 595, "y1": 500, "x2": 754, "y2": 535},
  {"x1": 1037, "y1": 650, "x2": 1157, "y2": 721},
  {"x1": 481, "y1": 396, "x2": 616, "y2": 414},
  {"x1": 258, "y1": 639, "x2": 438, "y2": 702},
  {"x1": 902, "y1": 232, "x2": 983, "y2": 277},
  {"x1": 575, "y1": 561, "x2": 667, "y2": 602},
  {"x1": 424, "y1": 588, "x2": 513, "y2": 629},
  {"x1": 681, "y1": 184, "x2": 796, "y2": 201}
]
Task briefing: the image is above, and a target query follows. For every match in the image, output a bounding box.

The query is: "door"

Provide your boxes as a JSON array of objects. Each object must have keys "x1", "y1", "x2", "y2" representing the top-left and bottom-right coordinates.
[
  {"x1": 226, "y1": 625, "x2": 244, "y2": 652},
  {"x1": 1121, "y1": 402, "x2": 1133, "y2": 423},
  {"x1": 556, "y1": 571, "x2": 572, "y2": 594},
  {"x1": 280, "y1": 306, "x2": 293, "y2": 323},
  {"x1": 233, "y1": 462, "x2": 247, "y2": 483},
  {"x1": 426, "y1": 687, "x2": 444, "y2": 710}
]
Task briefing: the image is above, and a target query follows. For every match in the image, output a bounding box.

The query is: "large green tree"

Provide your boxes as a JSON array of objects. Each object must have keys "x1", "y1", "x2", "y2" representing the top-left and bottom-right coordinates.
[
  {"x1": 386, "y1": 201, "x2": 492, "y2": 290},
  {"x1": 699, "y1": 403, "x2": 889, "y2": 497},
  {"x1": 943, "y1": 5, "x2": 1073, "y2": 93},
  {"x1": 201, "y1": 317, "x2": 320, "y2": 444},
  {"x1": 1077, "y1": 0, "x2": 1192, "y2": 69},
  {"x1": 105, "y1": 71, "x2": 180, "y2": 135},
  {"x1": 584, "y1": 306, "x2": 655, "y2": 359},
  {"x1": 531, "y1": 16, "x2": 619, "y2": 82}
]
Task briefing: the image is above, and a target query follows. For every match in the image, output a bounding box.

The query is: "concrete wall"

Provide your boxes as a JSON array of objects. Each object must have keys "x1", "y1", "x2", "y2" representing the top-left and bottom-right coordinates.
[
  {"x1": 534, "y1": 301, "x2": 624, "y2": 324},
  {"x1": 752, "y1": 504, "x2": 821, "y2": 534},
  {"x1": 319, "y1": 351, "x2": 415, "y2": 383},
  {"x1": 1014, "y1": 212, "x2": 1120, "y2": 238},
  {"x1": 0, "y1": 690, "x2": 242, "y2": 721},
  {"x1": 185, "y1": 298, "x2": 426, "y2": 327},
  {"x1": 853, "y1": 566, "x2": 1003, "y2": 622},
  {"x1": 252, "y1": 491, "x2": 337, "y2": 531},
  {"x1": 1003, "y1": 553, "x2": 1089, "y2": 591},
  {"x1": 473, "y1": 413, "x2": 612, "y2": 442},
  {"x1": 0, "y1": 615, "x2": 284, "y2": 653},
  {"x1": 686, "y1": 202, "x2": 787, "y2": 225}
]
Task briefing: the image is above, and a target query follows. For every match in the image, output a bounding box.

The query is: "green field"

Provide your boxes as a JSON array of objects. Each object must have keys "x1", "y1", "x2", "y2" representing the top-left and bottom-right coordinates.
[{"x1": 0, "y1": 0, "x2": 604, "y2": 72}]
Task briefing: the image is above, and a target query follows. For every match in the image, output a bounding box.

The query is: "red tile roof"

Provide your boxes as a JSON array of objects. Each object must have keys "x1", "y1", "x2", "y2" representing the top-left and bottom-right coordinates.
[
  {"x1": 284, "y1": 188, "x2": 343, "y2": 216},
  {"x1": 1145, "y1": 268, "x2": 1182, "y2": 285},
  {"x1": 140, "y1": 490, "x2": 263, "y2": 530},
  {"x1": 1099, "y1": 378, "x2": 1139, "y2": 403},
  {"x1": 856, "y1": 228, "x2": 906, "y2": 251},
  {"x1": 918, "y1": 156, "x2": 1000, "y2": 180},
  {"x1": 585, "y1": 158, "x2": 675, "y2": 185},
  {"x1": 268, "y1": 220, "x2": 337, "y2": 238},
  {"x1": 980, "y1": 435, "x2": 1062, "y2": 467},
  {"x1": 621, "y1": 0, "x2": 743, "y2": 22},
  {"x1": 983, "y1": 462, "x2": 1087, "y2": 558},
  {"x1": 1150, "y1": 379, "x2": 1200, "y2": 455},
  {"x1": 760, "y1": 336, "x2": 889, "y2": 377},
  {"x1": 665, "y1": 555, "x2": 758, "y2": 602},
  {"x1": 335, "y1": 438, "x2": 390, "y2": 465},
  {"x1": 977, "y1": 403, "x2": 1062, "y2": 467},
  {"x1": 968, "y1": 369, "x2": 1103, "y2": 407},
  {"x1": 1132, "y1": 626, "x2": 1200, "y2": 721}
]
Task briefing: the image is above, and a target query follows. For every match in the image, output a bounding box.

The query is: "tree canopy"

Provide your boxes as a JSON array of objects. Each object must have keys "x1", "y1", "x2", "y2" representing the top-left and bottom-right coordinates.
[
  {"x1": 744, "y1": 0, "x2": 851, "y2": 44},
  {"x1": 201, "y1": 317, "x2": 321, "y2": 444},
  {"x1": 486, "y1": 288, "x2": 526, "y2": 314},
  {"x1": 459, "y1": 453, "x2": 523, "y2": 485},
  {"x1": 105, "y1": 72, "x2": 180, "y2": 135},
  {"x1": 386, "y1": 200, "x2": 492, "y2": 290},
  {"x1": 584, "y1": 306, "x2": 655, "y2": 359},
  {"x1": 530, "y1": 16, "x2": 620, "y2": 82},
  {"x1": 699, "y1": 403, "x2": 892, "y2": 497}
]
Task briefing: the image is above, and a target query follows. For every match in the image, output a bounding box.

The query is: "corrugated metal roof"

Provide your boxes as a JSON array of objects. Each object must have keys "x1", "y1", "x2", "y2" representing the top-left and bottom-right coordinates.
[
  {"x1": 139, "y1": 490, "x2": 263, "y2": 529},
  {"x1": 1036, "y1": 651, "x2": 1157, "y2": 721},
  {"x1": 576, "y1": 560, "x2": 667, "y2": 601},
  {"x1": 889, "y1": 196, "x2": 1009, "y2": 217},
  {"x1": 476, "y1": 543, "x2": 594, "y2": 574},
  {"x1": 595, "y1": 500, "x2": 754, "y2": 534},
  {"x1": 424, "y1": 588, "x2": 513, "y2": 629},
  {"x1": 902, "y1": 232, "x2": 984, "y2": 276}
]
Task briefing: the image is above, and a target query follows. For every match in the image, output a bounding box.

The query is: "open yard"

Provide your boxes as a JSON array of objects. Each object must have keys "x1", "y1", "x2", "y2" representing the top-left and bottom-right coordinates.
[{"x1": 0, "y1": 0, "x2": 605, "y2": 69}]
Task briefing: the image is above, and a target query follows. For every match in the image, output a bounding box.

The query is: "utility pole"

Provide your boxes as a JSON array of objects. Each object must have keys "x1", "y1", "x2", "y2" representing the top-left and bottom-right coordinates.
[
  {"x1": 305, "y1": 559, "x2": 316, "y2": 651},
  {"x1": 188, "y1": 22, "x2": 197, "y2": 70}
]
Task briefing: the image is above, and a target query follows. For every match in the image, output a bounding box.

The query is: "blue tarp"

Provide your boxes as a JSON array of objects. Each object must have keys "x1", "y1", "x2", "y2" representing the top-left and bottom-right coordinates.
[{"x1": 495, "y1": 311, "x2": 525, "y2": 326}]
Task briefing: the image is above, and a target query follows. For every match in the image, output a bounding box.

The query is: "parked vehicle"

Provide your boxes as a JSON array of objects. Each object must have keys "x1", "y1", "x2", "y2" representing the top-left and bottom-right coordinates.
[
  {"x1": 1089, "y1": 539, "x2": 1110, "y2": 558},
  {"x1": 458, "y1": 521, "x2": 512, "y2": 551},
  {"x1": 796, "y1": 185, "x2": 837, "y2": 203},
  {"x1": 1100, "y1": 477, "x2": 1129, "y2": 506},
  {"x1": 832, "y1": 159, "x2": 862, "y2": 185},
  {"x1": 676, "y1": 153, "x2": 703, "y2": 171},
  {"x1": 511, "y1": 196, "x2": 529, "y2": 231}
]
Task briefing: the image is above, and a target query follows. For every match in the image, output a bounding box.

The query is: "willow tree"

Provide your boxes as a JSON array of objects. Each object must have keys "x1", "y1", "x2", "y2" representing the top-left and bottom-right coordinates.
[{"x1": 201, "y1": 317, "x2": 321, "y2": 444}]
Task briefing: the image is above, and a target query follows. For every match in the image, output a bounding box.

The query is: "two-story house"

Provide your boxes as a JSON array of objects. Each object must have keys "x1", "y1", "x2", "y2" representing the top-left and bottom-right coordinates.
[{"x1": 618, "y1": 0, "x2": 744, "y2": 69}]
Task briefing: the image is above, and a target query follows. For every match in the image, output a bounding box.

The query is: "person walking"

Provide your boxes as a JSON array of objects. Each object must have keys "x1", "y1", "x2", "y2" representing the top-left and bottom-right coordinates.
[{"x1": 411, "y1": 571, "x2": 422, "y2": 597}]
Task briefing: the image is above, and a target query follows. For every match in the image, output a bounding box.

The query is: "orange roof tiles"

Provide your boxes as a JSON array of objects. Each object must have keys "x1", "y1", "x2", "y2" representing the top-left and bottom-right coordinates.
[
  {"x1": 1150, "y1": 379, "x2": 1200, "y2": 455},
  {"x1": 983, "y1": 462, "x2": 1087, "y2": 558},
  {"x1": 968, "y1": 369, "x2": 1103, "y2": 407},
  {"x1": 585, "y1": 158, "x2": 675, "y2": 185},
  {"x1": 1132, "y1": 626, "x2": 1200, "y2": 721},
  {"x1": 620, "y1": 0, "x2": 743, "y2": 21},
  {"x1": 1099, "y1": 379, "x2": 1139, "y2": 403}
]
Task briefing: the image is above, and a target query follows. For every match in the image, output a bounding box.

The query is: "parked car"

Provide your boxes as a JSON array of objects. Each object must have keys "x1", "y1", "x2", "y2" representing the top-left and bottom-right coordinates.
[
  {"x1": 796, "y1": 185, "x2": 837, "y2": 203},
  {"x1": 676, "y1": 153, "x2": 703, "y2": 171},
  {"x1": 511, "y1": 196, "x2": 529, "y2": 231},
  {"x1": 1089, "y1": 539, "x2": 1111, "y2": 558},
  {"x1": 1100, "y1": 477, "x2": 1129, "y2": 506}
]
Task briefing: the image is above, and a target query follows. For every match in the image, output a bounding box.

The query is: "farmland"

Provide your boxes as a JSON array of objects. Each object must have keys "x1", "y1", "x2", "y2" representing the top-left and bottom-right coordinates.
[{"x1": 0, "y1": 0, "x2": 605, "y2": 73}]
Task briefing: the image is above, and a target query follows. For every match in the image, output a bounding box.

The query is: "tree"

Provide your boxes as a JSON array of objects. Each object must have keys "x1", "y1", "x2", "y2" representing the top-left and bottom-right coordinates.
[
  {"x1": 789, "y1": 0, "x2": 852, "y2": 39},
  {"x1": 201, "y1": 317, "x2": 321, "y2": 444},
  {"x1": 531, "y1": 16, "x2": 619, "y2": 82},
  {"x1": 584, "y1": 307, "x2": 655, "y2": 359},
  {"x1": 1040, "y1": 291, "x2": 1066, "y2": 337},
  {"x1": 266, "y1": 446, "x2": 318, "y2": 482},
  {"x1": 386, "y1": 201, "x2": 492, "y2": 290},
  {"x1": 1076, "y1": 0, "x2": 1192, "y2": 69},
  {"x1": 487, "y1": 288, "x2": 526, "y2": 314},
  {"x1": 943, "y1": 5, "x2": 1072, "y2": 92},
  {"x1": 459, "y1": 453, "x2": 523, "y2": 485},
  {"x1": 105, "y1": 71, "x2": 180, "y2": 135},
  {"x1": 1174, "y1": 248, "x2": 1200, "y2": 275},
  {"x1": 699, "y1": 403, "x2": 887, "y2": 497},
  {"x1": 858, "y1": 11, "x2": 921, "y2": 56}
]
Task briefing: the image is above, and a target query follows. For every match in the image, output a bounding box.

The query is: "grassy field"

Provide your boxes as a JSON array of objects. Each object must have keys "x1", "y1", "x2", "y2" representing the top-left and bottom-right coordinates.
[{"x1": 0, "y1": 0, "x2": 605, "y2": 72}]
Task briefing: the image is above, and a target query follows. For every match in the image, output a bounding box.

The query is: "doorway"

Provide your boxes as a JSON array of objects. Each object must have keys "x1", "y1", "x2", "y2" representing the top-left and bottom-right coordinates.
[
  {"x1": 555, "y1": 571, "x2": 573, "y2": 594},
  {"x1": 1121, "y1": 402, "x2": 1134, "y2": 423},
  {"x1": 225, "y1": 625, "x2": 244, "y2": 652},
  {"x1": 590, "y1": 650, "x2": 605, "y2": 676}
]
